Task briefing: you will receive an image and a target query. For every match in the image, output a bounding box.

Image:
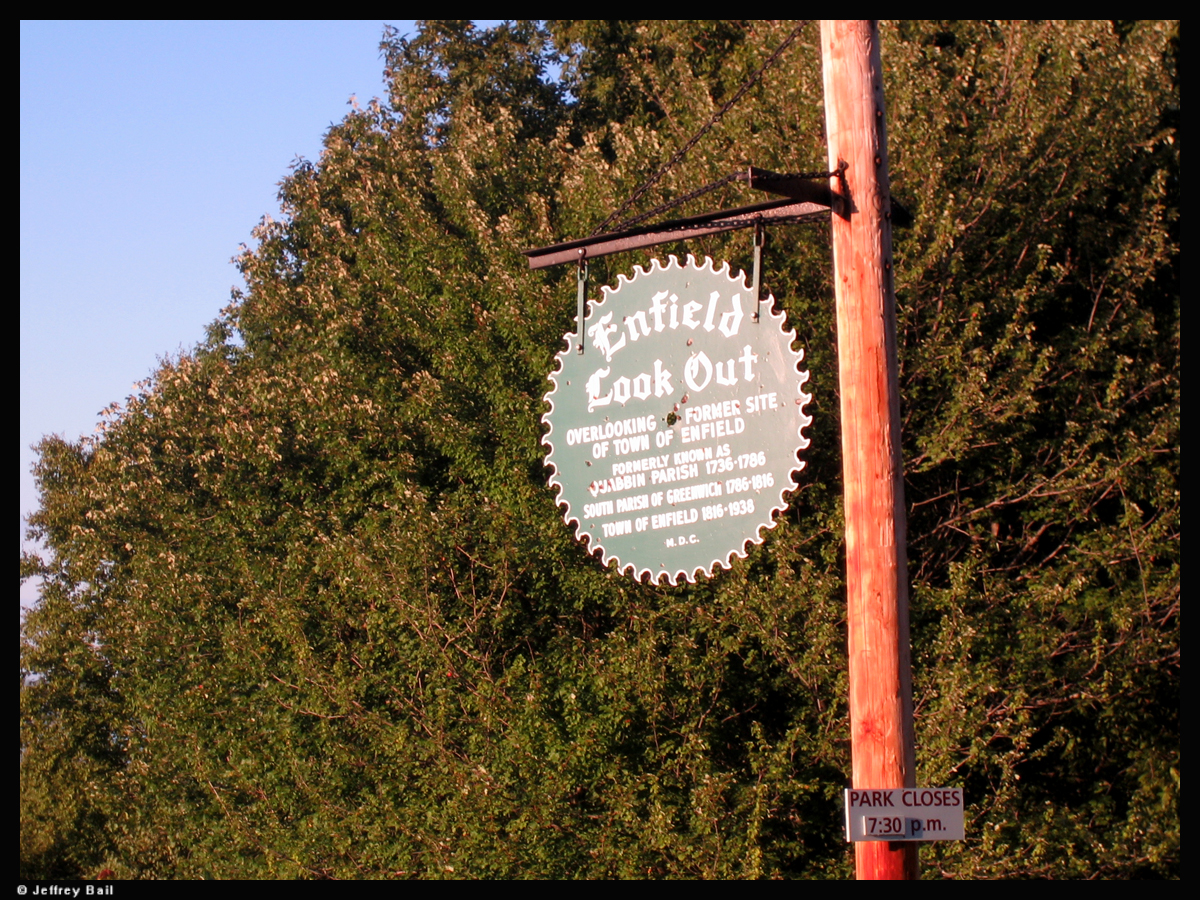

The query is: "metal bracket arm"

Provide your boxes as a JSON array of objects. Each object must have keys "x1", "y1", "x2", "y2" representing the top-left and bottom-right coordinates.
[{"x1": 524, "y1": 195, "x2": 829, "y2": 270}]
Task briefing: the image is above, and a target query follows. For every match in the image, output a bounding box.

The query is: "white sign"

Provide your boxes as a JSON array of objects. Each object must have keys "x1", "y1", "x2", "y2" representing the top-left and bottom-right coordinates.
[
  {"x1": 542, "y1": 255, "x2": 812, "y2": 585},
  {"x1": 844, "y1": 788, "x2": 965, "y2": 842}
]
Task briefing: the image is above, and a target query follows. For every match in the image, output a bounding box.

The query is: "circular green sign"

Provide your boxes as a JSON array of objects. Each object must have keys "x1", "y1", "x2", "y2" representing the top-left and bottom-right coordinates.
[{"x1": 543, "y1": 254, "x2": 812, "y2": 584}]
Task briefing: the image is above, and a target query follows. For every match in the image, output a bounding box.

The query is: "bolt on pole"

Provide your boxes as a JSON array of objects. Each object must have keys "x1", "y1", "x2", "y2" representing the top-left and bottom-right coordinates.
[{"x1": 820, "y1": 19, "x2": 919, "y2": 880}]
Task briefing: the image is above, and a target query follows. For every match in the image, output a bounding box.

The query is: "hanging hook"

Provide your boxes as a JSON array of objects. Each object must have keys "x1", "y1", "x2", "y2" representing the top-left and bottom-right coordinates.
[
  {"x1": 752, "y1": 217, "x2": 765, "y2": 323},
  {"x1": 576, "y1": 249, "x2": 588, "y2": 354}
]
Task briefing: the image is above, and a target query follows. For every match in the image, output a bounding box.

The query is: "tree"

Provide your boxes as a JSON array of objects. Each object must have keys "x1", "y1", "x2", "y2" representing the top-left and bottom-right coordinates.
[{"x1": 23, "y1": 20, "x2": 1177, "y2": 878}]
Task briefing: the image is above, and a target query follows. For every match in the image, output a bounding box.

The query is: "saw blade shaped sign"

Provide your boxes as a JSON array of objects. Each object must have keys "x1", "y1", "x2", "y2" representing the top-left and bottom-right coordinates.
[{"x1": 543, "y1": 254, "x2": 812, "y2": 585}]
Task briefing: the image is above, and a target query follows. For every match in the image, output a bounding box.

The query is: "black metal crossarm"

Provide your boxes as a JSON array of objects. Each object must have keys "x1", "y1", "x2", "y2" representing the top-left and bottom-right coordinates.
[{"x1": 523, "y1": 167, "x2": 834, "y2": 271}]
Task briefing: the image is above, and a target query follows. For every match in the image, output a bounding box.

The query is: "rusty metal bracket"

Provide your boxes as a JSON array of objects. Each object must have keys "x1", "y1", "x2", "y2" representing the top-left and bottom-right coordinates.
[
  {"x1": 738, "y1": 165, "x2": 835, "y2": 206},
  {"x1": 524, "y1": 169, "x2": 831, "y2": 271}
]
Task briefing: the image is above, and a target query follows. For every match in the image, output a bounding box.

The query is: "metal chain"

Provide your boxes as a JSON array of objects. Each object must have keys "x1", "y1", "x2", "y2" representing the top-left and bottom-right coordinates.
[
  {"x1": 591, "y1": 20, "x2": 813, "y2": 237},
  {"x1": 607, "y1": 209, "x2": 830, "y2": 247},
  {"x1": 608, "y1": 166, "x2": 841, "y2": 235},
  {"x1": 610, "y1": 171, "x2": 742, "y2": 233}
]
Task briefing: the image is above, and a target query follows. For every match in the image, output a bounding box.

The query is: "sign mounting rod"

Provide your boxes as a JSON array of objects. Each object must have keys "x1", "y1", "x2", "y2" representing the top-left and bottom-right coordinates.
[{"x1": 524, "y1": 171, "x2": 831, "y2": 270}]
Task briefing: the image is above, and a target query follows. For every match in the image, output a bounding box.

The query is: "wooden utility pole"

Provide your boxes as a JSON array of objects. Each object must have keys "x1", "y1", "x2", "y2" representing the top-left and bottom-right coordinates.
[{"x1": 820, "y1": 20, "x2": 918, "y2": 880}]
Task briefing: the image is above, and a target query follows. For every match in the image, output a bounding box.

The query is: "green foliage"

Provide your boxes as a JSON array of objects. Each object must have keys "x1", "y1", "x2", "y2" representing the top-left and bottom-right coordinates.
[{"x1": 22, "y1": 20, "x2": 1177, "y2": 878}]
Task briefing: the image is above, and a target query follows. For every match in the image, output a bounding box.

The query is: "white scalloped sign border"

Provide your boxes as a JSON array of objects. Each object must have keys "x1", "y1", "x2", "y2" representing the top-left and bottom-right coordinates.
[{"x1": 543, "y1": 254, "x2": 812, "y2": 586}]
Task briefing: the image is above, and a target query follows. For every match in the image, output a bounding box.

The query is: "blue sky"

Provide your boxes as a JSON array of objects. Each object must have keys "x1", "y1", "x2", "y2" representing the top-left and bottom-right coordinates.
[{"x1": 20, "y1": 20, "x2": 425, "y2": 608}]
